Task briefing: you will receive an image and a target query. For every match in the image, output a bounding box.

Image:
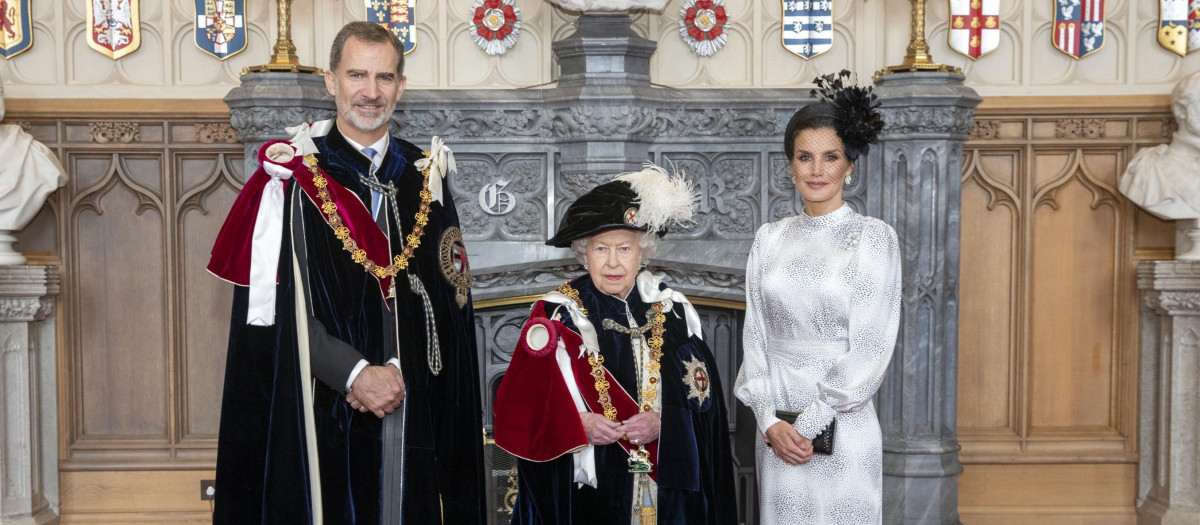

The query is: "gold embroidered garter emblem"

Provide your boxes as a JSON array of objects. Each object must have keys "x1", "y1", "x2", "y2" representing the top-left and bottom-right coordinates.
[
  {"x1": 682, "y1": 354, "x2": 710, "y2": 404},
  {"x1": 438, "y1": 226, "x2": 473, "y2": 308}
]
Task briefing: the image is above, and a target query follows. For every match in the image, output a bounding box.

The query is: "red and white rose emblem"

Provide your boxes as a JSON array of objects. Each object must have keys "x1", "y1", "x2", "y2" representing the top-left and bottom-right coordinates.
[
  {"x1": 470, "y1": 0, "x2": 520, "y2": 56},
  {"x1": 679, "y1": 0, "x2": 728, "y2": 57}
]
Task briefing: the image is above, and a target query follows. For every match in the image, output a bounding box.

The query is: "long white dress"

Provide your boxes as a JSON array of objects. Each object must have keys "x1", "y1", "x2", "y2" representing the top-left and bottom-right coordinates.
[{"x1": 734, "y1": 204, "x2": 901, "y2": 525}]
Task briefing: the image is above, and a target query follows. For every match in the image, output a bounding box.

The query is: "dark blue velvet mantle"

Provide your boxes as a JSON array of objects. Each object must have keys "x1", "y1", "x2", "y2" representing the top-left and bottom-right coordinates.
[{"x1": 212, "y1": 127, "x2": 486, "y2": 524}]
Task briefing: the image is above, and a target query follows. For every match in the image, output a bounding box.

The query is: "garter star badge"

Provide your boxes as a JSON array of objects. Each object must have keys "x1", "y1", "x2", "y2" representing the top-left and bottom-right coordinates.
[
  {"x1": 194, "y1": 0, "x2": 246, "y2": 60},
  {"x1": 682, "y1": 355, "x2": 710, "y2": 404},
  {"x1": 0, "y1": 0, "x2": 32, "y2": 59},
  {"x1": 679, "y1": 0, "x2": 728, "y2": 57},
  {"x1": 948, "y1": 0, "x2": 1000, "y2": 60},
  {"x1": 470, "y1": 0, "x2": 520, "y2": 56},
  {"x1": 366, "y1": 0, "x2": 416, "y2": 55},
  {"x1": 439, "y1": 227, "x2": 473, "y2": 308},
  {"x1": 623, "y1": 207, "x2": 638, "y2": 226},
  {"x1": 87, "y1": 0, "x2": 141, "y2": 59},
  {"x1": 782, "y1": 0, "x2": 832, "y2": 60},
  {"x1": 1158, "y1": 0, "x2": 1200, "y2": 57}
]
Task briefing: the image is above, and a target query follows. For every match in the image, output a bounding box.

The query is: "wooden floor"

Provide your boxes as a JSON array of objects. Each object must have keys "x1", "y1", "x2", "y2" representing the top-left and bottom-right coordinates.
[{"x1": 57, "y1": 464, "x2": 1138, "y2": 524}]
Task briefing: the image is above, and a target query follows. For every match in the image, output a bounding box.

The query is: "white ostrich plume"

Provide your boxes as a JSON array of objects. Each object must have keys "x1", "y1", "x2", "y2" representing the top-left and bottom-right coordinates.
[{"x1": 615, "y1": 162, "x2": 698, "y2": 233}]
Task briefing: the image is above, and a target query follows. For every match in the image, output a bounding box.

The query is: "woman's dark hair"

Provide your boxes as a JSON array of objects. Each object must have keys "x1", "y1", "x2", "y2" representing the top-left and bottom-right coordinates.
[
  {"x1": 784, "y1": 70, "x2": 884, "y2": 162},
  {"x1": 783, "y1": 103, "x2": 839, "y2": 161}
]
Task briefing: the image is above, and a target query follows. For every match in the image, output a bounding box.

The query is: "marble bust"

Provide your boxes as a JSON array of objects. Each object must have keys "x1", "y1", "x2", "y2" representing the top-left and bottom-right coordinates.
[
  {"x1": 0, "y1": 84, "x2": 67, "y2": 264},
  {"x1": 1119, "y1": 71, "x2": 1200, "y2": 259}
]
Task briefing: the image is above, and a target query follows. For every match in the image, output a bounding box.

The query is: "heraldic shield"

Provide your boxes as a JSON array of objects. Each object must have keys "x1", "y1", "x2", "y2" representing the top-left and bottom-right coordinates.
[
  {"x1": 195, "y1": 0, "x2": 246, "y2": 60},
  {"x1": 781, "y1": 0, "x2": 832, "y2": 60},
  {"x1": 0, "y1": 0, "x2": 32, "y2": 59},
  {"x1": 1158, "y1": 0, "x2": 1200, "y2": 57},
  {"x1": 88, "y1": 0, "x2": 141, "y2": 59},
  {"x1": 948, "y1": 0, "x2": 1000, "y2": 60},
  {"x1": 367, "y1": 0, "x2": 417, "y2": 55},
  {"x1": 1053, "y1": 0, "x2": 1105, "y2": 60}
]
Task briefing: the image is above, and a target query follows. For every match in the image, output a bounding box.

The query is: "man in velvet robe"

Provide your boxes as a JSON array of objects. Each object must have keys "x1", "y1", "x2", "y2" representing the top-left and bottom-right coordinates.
[{"x1": 208, "y1": 22, "x2": 486, "y2": 524}]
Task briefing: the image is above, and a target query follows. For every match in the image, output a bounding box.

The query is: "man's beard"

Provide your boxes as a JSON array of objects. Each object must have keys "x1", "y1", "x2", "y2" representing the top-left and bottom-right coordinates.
[{"x1": 336, "y1": 94, "x2": 395, "y2": 134}]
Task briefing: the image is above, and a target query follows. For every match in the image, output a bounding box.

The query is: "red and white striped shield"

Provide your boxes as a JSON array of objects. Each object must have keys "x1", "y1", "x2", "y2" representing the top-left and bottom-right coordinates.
[{"x1": 1053, "y1": 0, "x2": 1104, "y2": 59}]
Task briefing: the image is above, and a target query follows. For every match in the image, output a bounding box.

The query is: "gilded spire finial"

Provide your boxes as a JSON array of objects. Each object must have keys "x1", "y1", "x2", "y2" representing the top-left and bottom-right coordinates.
[
  {"x1": 877, "y1": 0, "x2": 961, "y2": 76},
  {"x1": 243, "y1": 0, "x2": 322, "y2": 74}
]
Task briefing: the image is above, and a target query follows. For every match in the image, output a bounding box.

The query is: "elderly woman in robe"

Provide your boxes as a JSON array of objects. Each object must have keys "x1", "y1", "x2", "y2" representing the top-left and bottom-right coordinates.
[{"x1": 494, "y1": 165, "x2": 737, "y2": 525}]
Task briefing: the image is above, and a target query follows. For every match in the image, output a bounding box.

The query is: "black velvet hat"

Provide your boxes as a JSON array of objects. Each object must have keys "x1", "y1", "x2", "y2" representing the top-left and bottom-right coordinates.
[
  {"x1": 546, "y1": 164, "x2": 696, "y2": 248},
  {"x1": 546, "y1": 180, "x2": 643, "y2": 248}
]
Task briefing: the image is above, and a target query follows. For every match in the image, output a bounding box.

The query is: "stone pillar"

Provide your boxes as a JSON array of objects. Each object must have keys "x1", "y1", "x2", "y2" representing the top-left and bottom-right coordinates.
[
  {"x1": 871, "y1": 71, "x2": 980, "y2": 525},
  {"x1": 548, "y1": 13, "x2": 661, "y2": 221},
  {"x1": 225, "y1": 72, "x2": 334, "y2": 178},
  {"x1": 1137, "y1": 261, "x2": 1200, "y2": 525},
  {"x1": 0, "y1": 266, "x2": 60, "y2": 525}
]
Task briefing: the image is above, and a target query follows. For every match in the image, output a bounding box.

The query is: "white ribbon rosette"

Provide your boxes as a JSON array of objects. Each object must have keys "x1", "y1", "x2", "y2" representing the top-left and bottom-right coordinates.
[
  {"x1": 246, "y1": 142, "x2": 300, "y2": 326},
  {"x1": 413, "y1": 136, "x2": 455, "y2": 205}
]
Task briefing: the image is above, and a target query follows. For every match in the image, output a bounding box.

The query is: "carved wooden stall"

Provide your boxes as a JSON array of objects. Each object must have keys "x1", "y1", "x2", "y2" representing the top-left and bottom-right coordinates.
[
  {"x1": 956, "y1": 96, "x2": 1175, "y2": 524},
  {"x1": 11, "y1": 100, "x2": 240, "y2": 524}
]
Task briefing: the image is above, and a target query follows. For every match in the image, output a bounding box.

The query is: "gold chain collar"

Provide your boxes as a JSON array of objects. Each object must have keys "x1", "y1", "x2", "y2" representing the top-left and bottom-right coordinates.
[
  {"x1": 303, "y1": 152, "x2": 433, "y2": 280},
  {"x1": 556, "y1": 282, "x2": 588, "y2": 316},
  {"x1": 641, "y1": 303, "x2": 665, "y2": 413},
  {"x1": 556, "y1": 281, "x2": 665, "y2": 418}
]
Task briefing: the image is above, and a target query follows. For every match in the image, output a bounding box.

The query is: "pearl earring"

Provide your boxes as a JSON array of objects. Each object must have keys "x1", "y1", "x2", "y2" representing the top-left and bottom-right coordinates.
[{"x1": 845, "y1": 174, "x2": 853, "y2": 185}]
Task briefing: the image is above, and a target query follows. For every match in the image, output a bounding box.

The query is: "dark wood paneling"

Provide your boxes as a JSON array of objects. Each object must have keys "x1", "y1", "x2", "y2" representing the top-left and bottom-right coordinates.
[{"x1": 13, "y1": 116, "x2": 243, "y2": 469}]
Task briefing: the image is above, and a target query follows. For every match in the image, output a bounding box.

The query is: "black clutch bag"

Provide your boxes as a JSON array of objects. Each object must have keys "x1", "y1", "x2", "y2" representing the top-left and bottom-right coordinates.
[{"x1": 775, "y1": 410, "x2": 836, "y2": 456}]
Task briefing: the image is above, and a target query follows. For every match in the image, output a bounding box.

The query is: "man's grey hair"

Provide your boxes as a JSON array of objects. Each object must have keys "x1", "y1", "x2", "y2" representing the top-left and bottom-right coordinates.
[
  {"x1": 571, "y1": 231, "x2": 659, "y2": 265},
  {"x1": 329, "y1": 21, "x2": 405, "y2": 76}
]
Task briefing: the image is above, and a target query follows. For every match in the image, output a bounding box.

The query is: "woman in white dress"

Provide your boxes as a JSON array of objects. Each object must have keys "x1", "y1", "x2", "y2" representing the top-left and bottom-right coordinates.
[{"x1": 734, "y1": 71, "x2": 900, "y2": 524}]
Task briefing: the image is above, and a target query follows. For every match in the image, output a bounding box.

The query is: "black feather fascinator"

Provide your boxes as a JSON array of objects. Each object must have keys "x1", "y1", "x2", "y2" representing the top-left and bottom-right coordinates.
[{"x1": 809, "y1": 69, "x2": 884, "y2": 160}]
